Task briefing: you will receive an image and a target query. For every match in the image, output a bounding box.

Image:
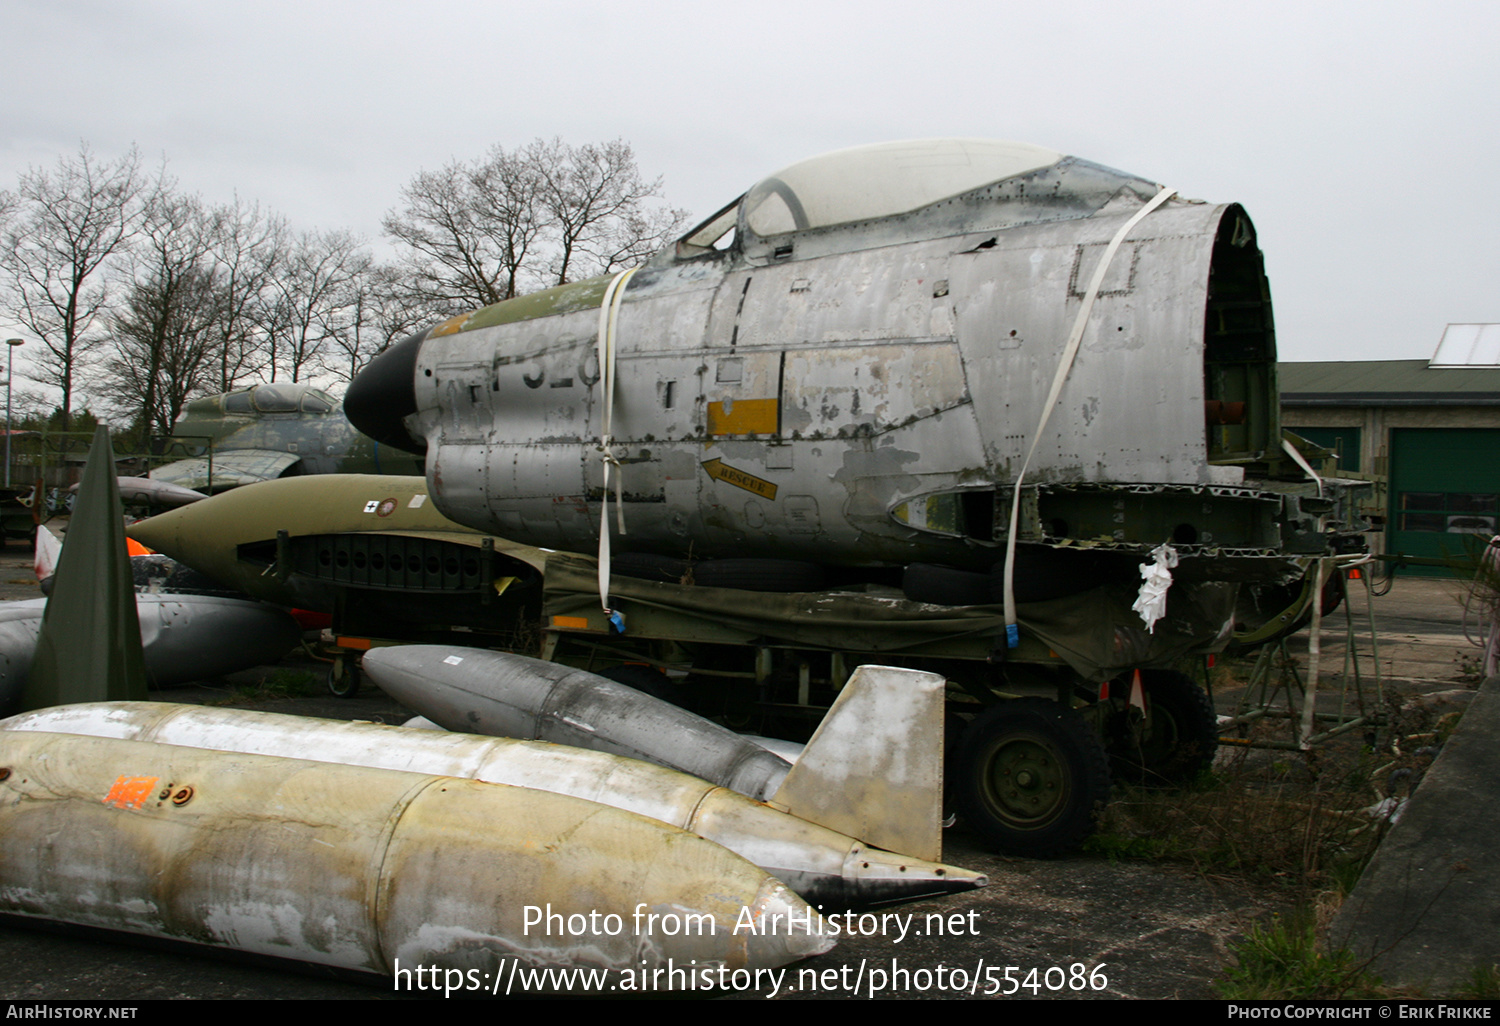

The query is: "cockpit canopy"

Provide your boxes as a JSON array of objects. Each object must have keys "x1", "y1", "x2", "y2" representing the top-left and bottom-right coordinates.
[
  {"x1": 187, "y1": 384, "x2": 340, "y2": 418},
  {"x1": 743, "y1": 139, "x2": 1063, "y2": 236},
  {"x1": 675, "y1": 138, "x2": 1161, "y2": 264}
]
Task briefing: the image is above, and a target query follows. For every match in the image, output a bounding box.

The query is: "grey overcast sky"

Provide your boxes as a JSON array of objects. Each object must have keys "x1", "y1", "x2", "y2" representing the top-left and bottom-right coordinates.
[{"x1": 3, "y1": 0, "x2": 1497, "y2": 386}]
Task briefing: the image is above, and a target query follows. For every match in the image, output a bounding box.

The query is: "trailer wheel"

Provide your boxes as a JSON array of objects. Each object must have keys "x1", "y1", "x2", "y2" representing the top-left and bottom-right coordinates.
[
  {"x1": 956, "y1": 698, "x2": 1111, "y2": 857},
  {"x1": 1106, "y1": 669, "x2": 1217, "y2": 785},
  {"x1": 327, "y1": 655, "x2": 361, "y2": 698}
]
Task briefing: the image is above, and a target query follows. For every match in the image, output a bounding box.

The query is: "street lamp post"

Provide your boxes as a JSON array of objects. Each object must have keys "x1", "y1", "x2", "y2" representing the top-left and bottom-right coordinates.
[{"x1": 5, "y1": 338, "x2": 23, "y2": 489}]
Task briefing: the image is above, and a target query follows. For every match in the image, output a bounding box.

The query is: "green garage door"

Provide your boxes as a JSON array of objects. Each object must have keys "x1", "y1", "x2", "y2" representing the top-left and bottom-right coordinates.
[{"x1": 1389, "y1": 427, "x2": 1500, "y2": 574}]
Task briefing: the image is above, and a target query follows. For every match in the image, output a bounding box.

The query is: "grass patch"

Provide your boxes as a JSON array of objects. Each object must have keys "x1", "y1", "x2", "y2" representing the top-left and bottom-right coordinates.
[
  {"x1": 230, "y1": 668, "x2": 321, "y2": 702},
  {"x1": 1093, "y1": 673, "x2": 1481, "y2": 997},
  {"x1": 1216, "y1": 913, "x2": 1387, "y2": 999},
  {"x1": 1081, "y1": 832, "x2": 1173, "y2": 861},
  {"x1": 1089, "y1": 668, "x2": 1460, "y2": 889},
  {"x1": 1091, "y1": 760, "x2": 1388, "y2": 888},
  {"x1": 1459, "y1": 965, "x2": 1500, "y2": 1000}
]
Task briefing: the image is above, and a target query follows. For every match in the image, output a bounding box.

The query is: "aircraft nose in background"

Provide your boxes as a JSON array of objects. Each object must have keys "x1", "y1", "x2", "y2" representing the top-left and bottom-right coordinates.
[{"x1": 345, "y1": 329, "x2": 428, "y2": 455}]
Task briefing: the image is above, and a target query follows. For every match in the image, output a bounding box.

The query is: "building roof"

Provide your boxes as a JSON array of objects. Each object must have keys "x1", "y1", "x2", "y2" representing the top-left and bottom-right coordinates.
[{"x1": 1280, "y1": 359, "x2": 1500, "y2": 406}]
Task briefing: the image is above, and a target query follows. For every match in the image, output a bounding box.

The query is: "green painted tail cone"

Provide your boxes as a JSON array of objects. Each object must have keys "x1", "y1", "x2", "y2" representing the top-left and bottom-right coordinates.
[{"x1": 23, "y1": 426, "x2": 148, "y2": 709}]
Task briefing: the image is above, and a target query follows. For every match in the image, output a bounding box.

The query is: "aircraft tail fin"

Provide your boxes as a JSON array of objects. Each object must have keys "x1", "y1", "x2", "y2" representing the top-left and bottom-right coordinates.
[{"x1": 771, "y1": 665, "x2": 946, "y2": 861}]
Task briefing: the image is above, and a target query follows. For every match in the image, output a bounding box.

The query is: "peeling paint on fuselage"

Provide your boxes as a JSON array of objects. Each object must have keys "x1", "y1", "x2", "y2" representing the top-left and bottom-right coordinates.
[{"x1": 392, "y1": 149, "x2": 1298, "y2": 573}]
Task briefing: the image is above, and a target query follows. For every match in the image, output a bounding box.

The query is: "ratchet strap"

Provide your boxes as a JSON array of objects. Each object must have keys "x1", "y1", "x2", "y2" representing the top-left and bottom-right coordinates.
[
  {"x1": 595, "y1": 265, "x2": 639, "y2": 625},
  {"x1": 1002, "y1": 186, "x2": 1177, "y2": 645}
]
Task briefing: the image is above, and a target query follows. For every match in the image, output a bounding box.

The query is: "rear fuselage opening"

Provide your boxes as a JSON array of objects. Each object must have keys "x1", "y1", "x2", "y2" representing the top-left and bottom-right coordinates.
[{"x1": 1204, "y1": 204, "x2": 1279, "y2": 465}]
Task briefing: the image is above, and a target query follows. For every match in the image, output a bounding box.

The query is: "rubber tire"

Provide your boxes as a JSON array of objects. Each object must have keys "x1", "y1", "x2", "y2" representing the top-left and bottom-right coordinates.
[
  {"x1": 987, "y1": 547, "x2": 1134, "y2": 604},
  {"x1": 327, "y1": 656, "x2": 361, "y2": 698},
  {"x1": 955, "y1": 698, "x2": 1112, "y2": 857},
  {"x1": 1106, "y1": 669, "x2": 1217, "y2": 785},
  {"x1": 611, "y1": 553, "x2": 692, "y2": 584},
  {"x1": 903, "y1": 563, "x2": 993, "y2": 606},
  {"x1": 611, "y1": 554, "x2": 826, "y2": 592}
]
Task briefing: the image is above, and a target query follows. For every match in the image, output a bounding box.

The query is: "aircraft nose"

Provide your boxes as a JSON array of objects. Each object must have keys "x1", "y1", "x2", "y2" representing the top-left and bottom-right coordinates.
[{"x1": 345, "y1": 329, "x2": 428, "y2": 455}]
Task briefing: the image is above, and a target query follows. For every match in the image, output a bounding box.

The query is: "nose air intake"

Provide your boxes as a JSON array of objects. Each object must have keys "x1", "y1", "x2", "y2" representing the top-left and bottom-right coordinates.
[{"x1": 345, "y1": 329, "x2": 428, "y2": 455}]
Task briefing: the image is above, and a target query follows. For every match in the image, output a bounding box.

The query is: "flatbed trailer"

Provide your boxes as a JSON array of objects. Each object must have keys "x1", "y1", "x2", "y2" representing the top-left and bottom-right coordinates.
[{"x1": 533, "y1": 551, "x2": 1231, "y2": 857}]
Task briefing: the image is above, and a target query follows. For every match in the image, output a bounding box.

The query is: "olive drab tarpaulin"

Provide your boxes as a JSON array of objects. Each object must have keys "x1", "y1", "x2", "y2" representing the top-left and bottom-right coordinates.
[
  {"x1": 23, "y1": 426, "x2": 149, "y2": 709},
  {"x1": 541, "y1": 552, "x2": 1236, "y2": 683}
]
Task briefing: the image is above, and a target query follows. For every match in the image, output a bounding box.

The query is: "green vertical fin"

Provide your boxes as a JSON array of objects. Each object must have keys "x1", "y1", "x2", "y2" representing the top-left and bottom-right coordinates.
[{"x1": 23, "y1": 426, "x2": 148, "y2": 709}]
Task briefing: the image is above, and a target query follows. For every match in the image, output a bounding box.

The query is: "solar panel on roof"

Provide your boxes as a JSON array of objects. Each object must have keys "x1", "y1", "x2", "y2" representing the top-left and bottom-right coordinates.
[{"x1": 1431, "y1": 323, "x2": 1500, "y2": 367}]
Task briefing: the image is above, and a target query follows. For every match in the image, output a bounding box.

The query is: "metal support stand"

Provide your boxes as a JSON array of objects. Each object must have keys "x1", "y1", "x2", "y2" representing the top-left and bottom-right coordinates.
[{"x1": 1219, "y1": 555, "x2": 1386, "y2": 752}]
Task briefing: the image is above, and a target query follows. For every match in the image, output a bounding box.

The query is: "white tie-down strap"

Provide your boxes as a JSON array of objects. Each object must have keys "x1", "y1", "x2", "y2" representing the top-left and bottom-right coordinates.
[
  {"x1": 1001, "y1": 185, "x2": 1177, "y2": 645},
  {"x1": 595, "y1": 265, "x2": 639, "y2": 622},
  {"x1": 1280, "y1": 436, "x2": 1325, "y2": 499},
  {"x1": 1132, "y1": 542, "x2": 1180, "y2": 634}
]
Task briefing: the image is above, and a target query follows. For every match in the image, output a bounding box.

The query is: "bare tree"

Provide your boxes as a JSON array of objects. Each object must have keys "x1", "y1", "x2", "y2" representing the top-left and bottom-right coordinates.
[
  {"x1": 319, "y1": 262, "x2": 428, "y2": 384},
  {"x1": 0, "y1": 144, "x2": 148, "y2": 431},
  {"x1": 203, "y1": 197, "x2": 286, "y2": 392},
  {"x1": 534, "y1": 138, "x2": 689, "y2": 286},
  {"x1": 267, "y1": 228, "x2": 372, "y2": 383},
  {"x1": 100, "y1": 189, "x2": 225, "y2": 438},
  {"x1": 383, "y1": 138, "x2": 688, "y2": 315},
  {"x1": 383, "y1": 151, "x2": 547, "y2": 312}
]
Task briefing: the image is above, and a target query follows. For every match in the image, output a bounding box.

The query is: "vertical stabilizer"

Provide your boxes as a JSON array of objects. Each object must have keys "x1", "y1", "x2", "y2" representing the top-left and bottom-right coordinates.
[
  {"x1": 23, "y1": 427, "x2": 148, "y2": 709},
  {"x1": 772, "y1": 665, "x2": 946, "y2": 861}
]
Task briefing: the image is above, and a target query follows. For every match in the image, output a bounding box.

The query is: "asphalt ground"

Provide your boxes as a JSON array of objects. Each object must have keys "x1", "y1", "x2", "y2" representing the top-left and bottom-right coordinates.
[{"x1": 0, "y1": 544, "x2": 1489, "y2": 1002}]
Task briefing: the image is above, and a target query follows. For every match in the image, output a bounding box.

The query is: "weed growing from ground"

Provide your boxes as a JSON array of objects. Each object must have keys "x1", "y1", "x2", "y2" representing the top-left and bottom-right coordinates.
[
  {"x1": 1460, "y1": 964, "x2": 1500, "y2": 999},
  {"x1": 231, "y1": 668, "x2": 320, "y2": 701},
  {"x1": 1091, "y1": 674, "x2": 1480, "y2": 998},
  {"x1": 1090, "y1": 751, "x2": 1387, "y2": 891},
  {"x1": 1215, "y1": 913, "x2": 1388, "y2": 999}
]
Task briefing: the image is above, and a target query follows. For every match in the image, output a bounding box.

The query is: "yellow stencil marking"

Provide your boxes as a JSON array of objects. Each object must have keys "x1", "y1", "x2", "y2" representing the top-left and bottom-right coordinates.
[
  {"x1": 707, "y1": 398, "x2": 779, "y2": 436},
  {"x1": 701, "y1": 458, "x2": 778, "y2": 500}
]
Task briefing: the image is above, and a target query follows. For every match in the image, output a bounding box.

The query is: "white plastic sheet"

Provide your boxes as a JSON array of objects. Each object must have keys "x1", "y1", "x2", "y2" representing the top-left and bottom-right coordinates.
[{"x1": 1132, "y1": 542, "x2": 1179, "y2": 633}]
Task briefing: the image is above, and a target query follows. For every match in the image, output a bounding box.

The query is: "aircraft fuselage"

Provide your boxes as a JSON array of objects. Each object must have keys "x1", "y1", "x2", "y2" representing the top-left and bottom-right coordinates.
[{"x1": 352, "y1": 142, "x2": 1313, "y2": 578}]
